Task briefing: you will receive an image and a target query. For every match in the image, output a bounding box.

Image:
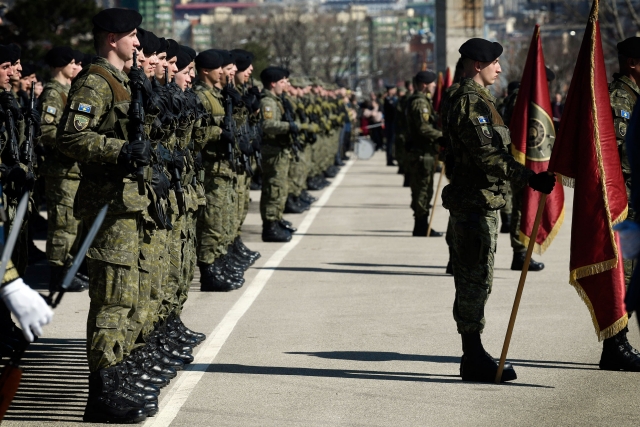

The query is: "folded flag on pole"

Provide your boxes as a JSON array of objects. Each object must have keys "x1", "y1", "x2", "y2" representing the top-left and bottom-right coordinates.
[
  {"x1": 548, "y1": 0, "x2": 628, "y2": 340},
  {"x1": 443, "y1": 67, "x2": 452, "y2": 91},
  {"x1": 433, "y1": 71, "x2": 444, "y2": 112},
  {"x1": 510, "y1": 24, "x2": 565, "y2": 255}
]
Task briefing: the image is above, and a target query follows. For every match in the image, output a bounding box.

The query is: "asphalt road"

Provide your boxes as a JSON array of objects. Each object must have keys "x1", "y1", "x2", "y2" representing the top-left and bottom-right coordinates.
[{"x1": 4, "y1": 151, "x2": 640, "y2": 426}]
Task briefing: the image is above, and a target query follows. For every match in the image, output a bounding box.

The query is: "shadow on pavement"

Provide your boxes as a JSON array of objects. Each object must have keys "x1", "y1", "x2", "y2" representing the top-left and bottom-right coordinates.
[
  {"x1": 329, "y1": 262, "x2": 447, "y2": 270},
  {"x1": 286, "y1": 351, "x2": 599, "y2": 371},
  {"x1": 4, "y1": 338, "x2": 88, "y2": 423},
  {"x1": 256, "y1": 266, "x2": 449, "y2": 277},
  {"x1": 204, "y1": 363, "x2": 552, "y2": 388}
]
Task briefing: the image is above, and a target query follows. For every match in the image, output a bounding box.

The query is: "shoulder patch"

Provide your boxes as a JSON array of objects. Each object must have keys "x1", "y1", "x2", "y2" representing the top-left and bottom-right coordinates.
[
  {"x1": 78, "y1": 103, "x2": 92, "y2": 113},
  {"x1": 73, "y1": 115, "x2": 90, "y2": 131},
  {"x1": 44, "y1": 115, "x2": 54, "y2": 124},
  {"x1": 478, "y1": 116, "x2": 488, "y2": 124},
  {"x1": 46, "y1": 105, "x2": 57, "y2": 115},
  {"x1": 621, "y1": 110, "x2": 631, "y2": 119}
]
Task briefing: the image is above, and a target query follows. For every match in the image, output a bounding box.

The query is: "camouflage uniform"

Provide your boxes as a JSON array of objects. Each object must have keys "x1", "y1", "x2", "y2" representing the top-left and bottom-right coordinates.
[
  {"x1": 193, "y1": 81, "x2": 231, "y2": 265},
  {"x1": 609, "y1": 74, "x2": 638, "y2": 285},
  {"x1": 442, "y1": 79, "x2": 533, "y2": 334},
  {"x1": 405, "y1": 92, "x2": 442, "y2": 221},
  {"x1": 57, "y1": 58, "x2": 150, "y2": 372},
  {"x1": 39, "y1": 79, "x2": 83, "y2": 268},
  {"x1": 260, "y1": 89, "x2": 293, "y2": 222},
  {"x1": 440, "y1": 83, "x2": 460, "y2": 260}
]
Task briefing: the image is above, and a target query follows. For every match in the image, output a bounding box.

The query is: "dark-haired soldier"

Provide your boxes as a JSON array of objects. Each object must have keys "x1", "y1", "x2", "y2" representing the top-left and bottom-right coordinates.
[
  {"x1": 40, "y1": 46, "x2": 89, "y2": 293},
  {"x1": 442, "y1": 38, "x2": 555, "y2": 383},
  {"x1": 57, "y1": 8, "x2": 160, "y2": 423}
]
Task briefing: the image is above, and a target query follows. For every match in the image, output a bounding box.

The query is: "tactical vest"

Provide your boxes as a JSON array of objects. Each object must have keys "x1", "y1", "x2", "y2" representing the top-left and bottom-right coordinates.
[
  {"x1": 197, "y1": 87, "x2": 227, "y2": 160},
  {"x1": 449, "y1": 85, "x2": 508, "y2": 198}
]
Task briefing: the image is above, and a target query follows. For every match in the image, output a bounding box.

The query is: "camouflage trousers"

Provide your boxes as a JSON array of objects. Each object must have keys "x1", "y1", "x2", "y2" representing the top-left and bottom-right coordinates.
[
  {"x1": 160, "y1": 208, "x2": 186, "y2": 324},
  {"x1": 235, "y1": 171, "x2": 251, "y2": 235},
  {"x1": 45, "y1": 177, "x2": 82, "y2": 267},
  {"x1": 260, "y1": 145, "x2": 292, "y2": 222},
  {"x1": 309, "y1": 139, "x2": 322, "y2": 177},
  {"x1": 450, "y1": 209, "x2": 498, "y2": 334},
  {"x1": 196, "y1": 171, "x2": 236, "y2": 265},
  {"x1": 288, "y1": 146, "x2": 309, "y2": 198},
  {"x1": 176, "y1": 208, "x2": 198, "y2": 315},
  {"x1": 407, "y1": 151, "x2": 435, "y2": 219},
  {"x1": 130, "y1": 223, "x2": 167, "y2": 349},
  {"x1": 509, "y1": 183, "x2": 526, "y2": 253},
  {"x1": 501, "y1": 184, "x2": 512, "y2": 217},
  {"x1": 86, "y1": 213, "x2": 141, "y2": 372}
]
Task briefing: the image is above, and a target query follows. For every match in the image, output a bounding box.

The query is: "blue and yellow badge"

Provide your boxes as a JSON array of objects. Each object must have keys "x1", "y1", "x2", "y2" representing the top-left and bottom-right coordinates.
[
  {"x1": 621, "y1": 110, "x2": 631, "y2": 119},
  {"x1": 78, "y1": 103, "x2": 92, "y2": 114},
  {"x1": 73, "y1": 115, "x2": 90, "y2": 131},
  {"x1": 46, "y1": 106, "x2": 57, "y2": 115},
  {"x1": 478, "y1": 116, "x2": 488, "y2": 124}
]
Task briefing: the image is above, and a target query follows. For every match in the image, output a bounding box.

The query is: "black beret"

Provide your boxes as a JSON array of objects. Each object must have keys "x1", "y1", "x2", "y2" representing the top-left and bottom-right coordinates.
[
  {"x1": 8, "y1": 44, "x2": 20, "y2": 63},
  {"x1": 176, "y1": 49, "x2": 192, "y2": 72},
  {"x1": 414, "y1": 71, "x2": 436, "y2": 84},
  {"x1": 180, "y1": 45, "x2": 196, "y2": 61},
  {"x1": 545, "y1": 66, "x2": 555, "y2": 82},
  {"x1": 157, "y1": 38, "x2": 168, "y2": 54},
  {"x1": 166, "y1": 39, "x2": 180, "y2": 60},
  {"x1": 260, "y1": 66, "x2": 287, "y2": 85},
  {"x1": 0, "y1": 45, "x2": 13, "y2": 64},
  {"x1": 144, "y1": 31, "x2": 160, "y2": 55},
  {"x1": 213, "y1": 50, "x2": 234, "y2": 67},
  {"x1": 617, "y1": 37, "x2": 640, "y2": 59},
  {"x1": 230, "y1": 49, "x2": 253, "y2": 72},
  {"x1": 507, "y1": 81, "x2": 520, "y2": 94},
  {"x1": 92, "y1": 8, "x2": 142, "y2": 34},
  {"x1": 279, "y1": 67, "x2": 290, "y2": 78},
  {"x1": 459, "y1": 38, "x2": 503, "y2": 62},
  {"x1": 44, "y1": 46, "x2": 75, "y2": 68},
  {"x1": 385, "y1": 84, "x2": 396, "y2": 90},
  {"x1": 73, "y1": 50, "x2": 85, "y2": 65},
  {"x1": 135, "y1": 27, "x2": 147, "y2": 52},
  {"x1": 21, "y1": 63, "x2": 36, "y2": 77},
  {"x1": 195, "y1": 49, "x2": 222, "y2": 70}
]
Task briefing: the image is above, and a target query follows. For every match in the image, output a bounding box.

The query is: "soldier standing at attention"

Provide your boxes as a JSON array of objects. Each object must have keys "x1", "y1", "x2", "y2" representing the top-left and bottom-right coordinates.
[
  {"x1": 609, "y1": 37, "x2": 640, "y2": 289},
  {"x1": 405, "y1": 70, "x2": 444, "y2": 237},
  {"x1": 441, "y1": 38, "x2": 555, "y2": 383},
  {"x1": 259, "y1": 66, "x2": 298, "y2": 243},
  {"x1": 57, "y1": 8, "x2": 158, "y2": 423},
  {"x1": 39, "y1": 46, "x2": 88, "y2": 294}
]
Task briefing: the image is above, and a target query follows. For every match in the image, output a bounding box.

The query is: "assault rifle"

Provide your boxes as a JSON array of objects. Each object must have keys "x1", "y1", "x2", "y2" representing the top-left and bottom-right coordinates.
[
  {"x1": 20, "y1": 82, "x2": 36, "y2": 173},
  {"x1": 165, "y1": 67, "x2": 185, "y2": 216},
  {"x1": 129, "y1": 50, "x2": 146, "y2": 195},
  {"x1": 223, "y1": 78, "x2": 237, "y2": 172},
  {"x1": 280, "y1": 94, "x2": 301, "y2": 161}
]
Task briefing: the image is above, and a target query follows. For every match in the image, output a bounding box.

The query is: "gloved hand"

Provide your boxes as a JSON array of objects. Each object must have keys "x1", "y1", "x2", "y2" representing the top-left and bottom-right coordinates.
[
  {"x1": 220, "y1": 128, "x2": 234, "y2": 144},
  {"x1": 289, "y1": 121, "x2": 299, "y2": 134},
  {"x1": 128, "y1": 67, "x2": 152, "y2": 96},
  {"x1": 252, "y1": 132, "x2": 262, "y2": 153},
  {"x1": 242, "y1": 93, "x2": 256, "y2": 110},
  {"x1": 194, "y1": 151, "x2": 203, "y2": 170},
  {"x1": 171, "y1": 149, "x2": 185, "y2": 173},
  {"x1": 239, "y1": 134, "x2": 253, "y2": 156},
  {"x1": 0, "y1": 91, "x2": 21, "y2": 119},
  {"x1": 151, "y1": 166, "x2": 170, "y2": 199},
  {"x1": 222, "y1": 85, "x2": 243, "y2": 108},
  {"x1": 528, "y1": 171, "x2": 556, "y2": 194},
  {"x1": 24, "y1": 107, "x2": 41, "y2": 129},
  {"x1": 0, "y1": 278, "x2": 54, "y2": 342},
  {"x1": 0, "y1": 163, "x2": 32, "y2": 197},
  {"x1": 118, "y1": 139, "x2": 151, "y2": 172}
]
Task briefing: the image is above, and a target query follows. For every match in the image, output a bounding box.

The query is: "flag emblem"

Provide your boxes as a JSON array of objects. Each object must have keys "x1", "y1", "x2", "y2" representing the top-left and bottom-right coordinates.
[
  {"x1": 78, "y1": 103, "x2": 92, "y2": 113},
  {"x1": 478, "y1": 116, "x2": 487, "y2": 124},
  {"x1": 621, "y1": 110, "x2": 630, "y2": 119}
]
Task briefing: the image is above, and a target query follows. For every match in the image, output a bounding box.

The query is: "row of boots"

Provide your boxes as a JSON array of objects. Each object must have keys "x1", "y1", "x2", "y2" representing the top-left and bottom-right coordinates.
[
  {"x1": 199, "y1": 237, "x2": 261, "y2": 292},
  {"x1": 83, "y1": 314, "x2": 206, "y2": 424}
]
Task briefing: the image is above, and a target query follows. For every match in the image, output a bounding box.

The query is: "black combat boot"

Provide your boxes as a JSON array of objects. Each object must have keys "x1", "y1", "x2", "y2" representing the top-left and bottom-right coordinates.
[
  {"x1": 599, "y1": 327, "x2": 640, "y2": 371},
  {"x1": 300, "y1": 190, "x2": 317, "y2": 205},
  {"x1": 129, "y1": 348, "x2": 177, "y2": 379},
  {"x1": 123, "y1": 357, "x2": 169, "y2": 388},
  {"x1": 262, "y1": 221, "x2": 292, "y2": 242},
  {"x1": 199, "y1": 262, "x2": 241, "y2": 292},
  {"x1": 279, "y1": 219, "x2": 297, "y2": 233},
  {"x1": 460, "y1": 332, "x2": 517, "y2": 382},
  {"x1": 284, "y1": 195, "x2": 307, "y2": 214},
  {"x1": 412, "y1": 216, "x2": 428, "y2": 237},
  {"x1": 324, "y1": 166, "x2": 338, "y2": 178},
  {"x1": 168, "y1": 314, "x2": 206, "y2": 344},
  {"x1": 83, "y1": 366, "x2": 148, "y2": 423},
  {"x1": 234, "y1": 237, "x2": 261, "y2": 265},
  {"x1": 500, "y1": 211, "x2": 511, "y2": 234},
  {"x1": 510, "y1": 252, "x2": 544, "y2": 271},
  {"x1": 307, "y1": 176, "x2": 322, "y2": 191},
  {"x1": 316, "y1": 174, "x2": 331, "y2": 188}
]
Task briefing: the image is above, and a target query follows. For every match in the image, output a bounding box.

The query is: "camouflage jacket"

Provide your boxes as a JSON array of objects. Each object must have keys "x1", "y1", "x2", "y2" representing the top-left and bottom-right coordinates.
[
  {"x1": 609, "y1": 74, "x2": 638, "y2": 181},
  {"x1": 442, "y1": 79, "x2": 532, "y2": 211},
  {"x1": 39, "y1": 79, "x2": 81, "y2": 178},
  {"x1": 500, "y1": 88, "x2": 519, "y2": 128},
  {"x1": 406, "y1": 92, "x2": 442, "y2": 155},
  {"x1": 57, "y1": 57, "x2": 150, "y2": 218},
  {"x1": 260, "y1": 89, "x2": 291, "y2": 146}
]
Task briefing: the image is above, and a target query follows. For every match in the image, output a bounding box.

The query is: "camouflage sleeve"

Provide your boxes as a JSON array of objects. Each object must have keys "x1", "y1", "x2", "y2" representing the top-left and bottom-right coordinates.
[
  {"x1": 457, "y1": 94, "x2": 533, "y2": 189},
  {"x1": 610, "y1": 88, "x2": 633, "y2": 146},
  {"x1": 411, "y1": 98, "x2": 443, "y2": 145},
  {"x1": 38, "y1": 87, "x2": 65, "y2": 148},
  {"x1": 193, "y1": 91, "x2": 222, "y2": 149},
  {"x1": 260, "y1": 97, "x2": 290, "y2": 135},
  {"x1": 57, "y1": 74, "x2": 124, "y2": 164}
]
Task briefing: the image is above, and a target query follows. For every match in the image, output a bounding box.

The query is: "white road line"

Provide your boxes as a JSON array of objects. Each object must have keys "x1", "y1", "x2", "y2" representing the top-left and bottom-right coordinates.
[{"x1": 145, "y1": 159, "x2": 355, "y2": 427}]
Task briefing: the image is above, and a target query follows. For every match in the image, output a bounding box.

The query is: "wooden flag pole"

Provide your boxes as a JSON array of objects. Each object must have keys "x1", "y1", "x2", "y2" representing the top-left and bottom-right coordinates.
[
  {"x1": 427, "y1": 162, "x2": 446, "y2": 237},
  {"x1": 494, "y1": 193, "x2": 547, "y2": 383}
]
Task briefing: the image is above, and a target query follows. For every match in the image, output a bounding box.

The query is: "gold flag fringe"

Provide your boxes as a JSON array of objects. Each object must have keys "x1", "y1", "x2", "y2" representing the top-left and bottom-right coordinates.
[
  {"x1": 511, "y1": 145, "x2": 526, "y2": 165},
  {"x1": 519, "y1": 205, "x2": 565, "y2": 255}
]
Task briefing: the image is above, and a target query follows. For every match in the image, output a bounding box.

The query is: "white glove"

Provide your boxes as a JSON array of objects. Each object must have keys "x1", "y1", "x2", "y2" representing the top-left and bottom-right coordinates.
[
  {"x1": 614, "y1": 220, "x2": 640, "y2": 260},
  {"x1": 0, "y1": 278, "x2": 54, "y2": 342}
]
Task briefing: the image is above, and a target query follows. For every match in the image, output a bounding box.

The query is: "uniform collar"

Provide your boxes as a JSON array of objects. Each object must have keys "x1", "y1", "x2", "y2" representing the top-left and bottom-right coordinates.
[
  {"x1": 614, "y1": 74, "x2": 640, "y2": 96},
  {"x1": 47, "y1": 79, "x2": 70, "y2": 92},
  {"x1": 462, "y1": 78, "x2": 495, "y2": 102},
  {"x1": 93, "y1": 57, "x2": 129, "y2": 84}
]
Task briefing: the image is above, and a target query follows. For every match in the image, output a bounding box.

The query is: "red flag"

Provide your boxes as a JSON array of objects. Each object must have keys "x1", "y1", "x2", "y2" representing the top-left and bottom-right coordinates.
[
  {"x1": 510, "y1": 25, "x2": 565, "y2": 254},
  {"x1": 444, "y1": 67, "x2": 452, "y2": 90},
  {"x1": 548, "y1": 0, "x2": 628, "y2": 340},
  {"x1": 433, "y1": 72, "x2": 444, "y2": 112}
]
